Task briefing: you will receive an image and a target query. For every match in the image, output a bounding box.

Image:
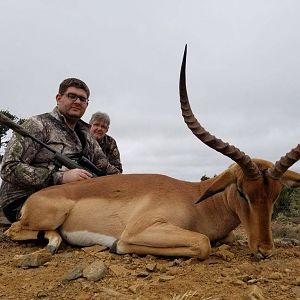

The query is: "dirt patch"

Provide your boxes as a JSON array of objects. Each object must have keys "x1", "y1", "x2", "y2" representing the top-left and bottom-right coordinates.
[{"x1": 0, "y1": 222, "x2": 299, "y2": 300}]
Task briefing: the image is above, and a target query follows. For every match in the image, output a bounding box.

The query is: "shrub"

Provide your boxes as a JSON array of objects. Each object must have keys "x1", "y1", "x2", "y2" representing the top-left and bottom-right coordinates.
[{"x1": 273, "y1": 187, "x2": 300, "y2": 219}]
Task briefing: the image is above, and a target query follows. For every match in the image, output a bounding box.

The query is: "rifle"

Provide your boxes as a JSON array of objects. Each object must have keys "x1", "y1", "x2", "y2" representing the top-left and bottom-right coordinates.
[{"x1": 0, "y1": 112, "x2": 105, "y2": 177}]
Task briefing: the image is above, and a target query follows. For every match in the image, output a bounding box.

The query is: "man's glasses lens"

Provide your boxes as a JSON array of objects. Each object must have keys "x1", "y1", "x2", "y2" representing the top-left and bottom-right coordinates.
[{"x1": 65, "y1": 93, "x2": 88, "y2": 103}]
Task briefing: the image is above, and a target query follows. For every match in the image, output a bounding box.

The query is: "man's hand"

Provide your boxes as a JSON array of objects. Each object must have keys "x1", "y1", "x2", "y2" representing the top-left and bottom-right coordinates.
[{"x1": 61, "y1": 168, "x2": 93, "y2": 184}]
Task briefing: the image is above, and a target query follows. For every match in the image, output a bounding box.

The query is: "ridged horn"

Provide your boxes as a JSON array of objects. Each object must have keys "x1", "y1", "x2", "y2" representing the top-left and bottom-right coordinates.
[
  {"x1": 268, "y1": 144, "x2": 300, "y2": 179},
  {"x1": 179, "y1": 45, "x2": 261, "y2": 180}
]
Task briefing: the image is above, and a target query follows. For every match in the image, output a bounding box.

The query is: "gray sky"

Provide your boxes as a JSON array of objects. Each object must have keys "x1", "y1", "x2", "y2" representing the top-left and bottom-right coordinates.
[{"x1": 1, "y1": 0, "x2": 300, "y2": 181}]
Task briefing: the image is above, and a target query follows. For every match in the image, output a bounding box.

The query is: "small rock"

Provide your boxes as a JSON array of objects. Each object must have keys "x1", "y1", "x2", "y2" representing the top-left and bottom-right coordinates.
[
  {"x1": 146, "y1": 263, "x2": 157, "y2": 272},
  {"x1": 13, "y1": 250, "x2": 52, "y2": 268},
  {"x1": 62, "y1": 264, "x2": 86, "y2": 283},
  {"x1": 137, "y1": 271, "x2": 149, "y2": 277},
  {"x1": 82, "y1": 260, "x2": 108, "y2": 281},
  {"x1": 36, "y1": 291, "x2": 48, "y2": 298},
  {"x1": 247, "y1": 279, "x2": 258, "y2": 284},
  {"x1": 158, "y1": 275, "x2": 175, "y2": 282},
  {"x1": 167, "y1": 259, "x2": 182, "y2": 267},
  {"x1": 174, "y1": 258, "x2": 183, "y2": 265},
  {"x1": 243, "y1": 285, "x2": 265, "y2": 300}
]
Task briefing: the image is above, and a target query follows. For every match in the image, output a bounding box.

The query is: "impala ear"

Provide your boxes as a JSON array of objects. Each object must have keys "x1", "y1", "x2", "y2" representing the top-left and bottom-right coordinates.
[
  {"x1": 280, "y1": 170, "x2": 300, "y2": 188},
  {"x1": 195, "y1": 170, "x2": 237, "y2": 204}
]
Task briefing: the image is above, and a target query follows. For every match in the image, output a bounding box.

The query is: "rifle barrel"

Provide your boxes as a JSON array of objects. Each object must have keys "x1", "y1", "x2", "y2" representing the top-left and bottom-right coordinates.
[{"x1": 0, "y1": 112, "x2": 100, "y2": 176}]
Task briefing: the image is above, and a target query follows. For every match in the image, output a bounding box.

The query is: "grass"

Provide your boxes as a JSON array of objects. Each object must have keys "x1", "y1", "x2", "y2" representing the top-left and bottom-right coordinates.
[{"x1": 272, "y1": 219, "x2": 300, "y2": 240}]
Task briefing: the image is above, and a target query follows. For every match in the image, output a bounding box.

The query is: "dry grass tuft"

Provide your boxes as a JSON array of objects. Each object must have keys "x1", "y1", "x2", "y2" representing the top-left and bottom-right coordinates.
[
  {"x1": 171, "y1": 290, "x2": 197, "y2": 300},
  {"x1": 171, "y1": 291, "x2": 223, "y2": 300},
  {"x1": 272, "y1": 219, "x2": 300, "y2": 240}
]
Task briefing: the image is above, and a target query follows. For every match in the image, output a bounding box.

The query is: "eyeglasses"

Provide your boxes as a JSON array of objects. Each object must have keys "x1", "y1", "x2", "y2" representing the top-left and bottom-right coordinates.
[{"x1": 62, "y1": 93, "x2": 89, "y2": 104}]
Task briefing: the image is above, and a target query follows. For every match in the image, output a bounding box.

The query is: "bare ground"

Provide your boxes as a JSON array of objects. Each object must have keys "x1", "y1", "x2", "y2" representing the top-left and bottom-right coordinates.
[{"x1": 0, "y1": 219, "x2": 299, "y2": 300}]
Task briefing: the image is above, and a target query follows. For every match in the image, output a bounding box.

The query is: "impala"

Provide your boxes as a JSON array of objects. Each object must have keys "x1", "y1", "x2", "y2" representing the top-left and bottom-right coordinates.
[{"x1": 5, "y1": 46, "x2": 300, "y2": 259}]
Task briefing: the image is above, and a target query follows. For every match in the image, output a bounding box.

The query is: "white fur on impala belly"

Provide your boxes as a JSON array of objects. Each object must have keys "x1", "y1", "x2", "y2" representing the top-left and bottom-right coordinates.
[{"x1": 60, "y1": 228, "x2": 117, "y2": 248}]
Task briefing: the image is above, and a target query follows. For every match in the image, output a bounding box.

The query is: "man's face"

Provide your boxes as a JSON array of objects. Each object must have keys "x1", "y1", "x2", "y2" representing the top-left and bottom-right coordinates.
[
  {"x1": 56, "y1": 87, "x2": 89, "y2": 120},
  {"x1": 90, "y1": 119, "x2": 109, "y2": 140}
]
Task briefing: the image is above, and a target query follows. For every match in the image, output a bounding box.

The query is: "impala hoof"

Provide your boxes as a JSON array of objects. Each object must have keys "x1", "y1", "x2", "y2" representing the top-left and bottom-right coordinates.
[
  {"x1": 109, "y1": 240, "x2": 119, "y2": 254},
  {"x1": 46, "y1": 245, "x2": 57, "y2": 255}
]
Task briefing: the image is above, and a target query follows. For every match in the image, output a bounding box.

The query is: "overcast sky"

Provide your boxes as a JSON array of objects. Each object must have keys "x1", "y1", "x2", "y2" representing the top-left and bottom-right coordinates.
[{"x1": 1, "y1": 0, "x2": 300, "y2": 181}]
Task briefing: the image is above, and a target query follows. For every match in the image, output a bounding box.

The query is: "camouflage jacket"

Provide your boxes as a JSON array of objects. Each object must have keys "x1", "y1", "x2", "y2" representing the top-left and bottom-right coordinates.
[
  {"x1": 98, "y1": 134, "x2": 123, "y2": 173},
  {"x1": 0, "y1": 107, "x2": 120, "y2": 208}
]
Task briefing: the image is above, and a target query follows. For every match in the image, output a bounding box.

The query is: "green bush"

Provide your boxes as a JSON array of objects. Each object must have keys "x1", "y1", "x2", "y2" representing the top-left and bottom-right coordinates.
[{"x1": 273, "y1": 186, "x2": 300, "y2": 219}]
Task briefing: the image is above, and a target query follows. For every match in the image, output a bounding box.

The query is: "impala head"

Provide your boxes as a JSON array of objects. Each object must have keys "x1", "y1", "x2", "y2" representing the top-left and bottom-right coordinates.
[{"x1": 179, "y1": 45, "x2": 300, "y2": 258}]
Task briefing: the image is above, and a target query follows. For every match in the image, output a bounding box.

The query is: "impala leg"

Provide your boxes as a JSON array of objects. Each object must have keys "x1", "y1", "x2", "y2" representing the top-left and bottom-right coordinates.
[
  {"x1": 4, "y1": 221, "x2": 39, "y2": 240},
  {"x1": 5, "y1": 222, "x2": 63, "y2": 254},
  {"x1": 115, "y1": 221, "x2": 211, "y2": 259},
  {"x1": 44, "y1": 230, "x2": 63, "y2": 254}
]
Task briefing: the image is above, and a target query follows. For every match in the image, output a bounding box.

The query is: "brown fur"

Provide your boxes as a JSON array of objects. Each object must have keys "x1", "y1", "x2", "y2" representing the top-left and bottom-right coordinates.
[{"x1": 5, "y1": 159, "x2": 300, "y2": 258}]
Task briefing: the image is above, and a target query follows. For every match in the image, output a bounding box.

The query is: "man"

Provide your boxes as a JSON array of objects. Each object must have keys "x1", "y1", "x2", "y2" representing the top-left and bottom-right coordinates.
[
  {"x1": 89, "y1": 112, "x2": 123, "y2": 173},
  {"x1": 0, "y1": 78, "x2": 120, "y2": 223}
]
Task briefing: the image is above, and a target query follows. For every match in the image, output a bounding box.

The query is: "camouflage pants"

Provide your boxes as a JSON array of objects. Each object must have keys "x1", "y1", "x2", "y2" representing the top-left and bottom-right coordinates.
[{"x1": 2, "y1": 197, "x2": 27, "y2": 223}]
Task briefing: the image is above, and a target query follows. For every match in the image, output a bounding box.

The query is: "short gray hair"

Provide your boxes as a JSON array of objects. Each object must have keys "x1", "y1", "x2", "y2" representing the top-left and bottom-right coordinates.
[{"x1": 89, "y1": 111, "x2": 110, "y2": 126}]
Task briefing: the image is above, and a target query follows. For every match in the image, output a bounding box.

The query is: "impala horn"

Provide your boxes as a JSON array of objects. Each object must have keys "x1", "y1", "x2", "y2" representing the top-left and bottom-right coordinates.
[
  {"x1": 179, "y1": 45, "x2": 261, "y2": 180},
  {"x1": 268, "y1": 144, "x2": 300, "y2": 179}
]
